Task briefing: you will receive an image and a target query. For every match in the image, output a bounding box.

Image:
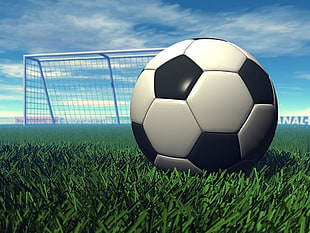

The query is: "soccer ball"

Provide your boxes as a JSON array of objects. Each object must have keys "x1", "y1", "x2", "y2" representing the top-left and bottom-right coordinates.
[{"x1": 130, "y1": 38, "x2": 278, "y2": 174}]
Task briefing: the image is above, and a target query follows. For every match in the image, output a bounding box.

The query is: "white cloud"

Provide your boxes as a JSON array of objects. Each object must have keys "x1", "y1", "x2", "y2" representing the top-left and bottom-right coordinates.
[
  {"x1": 0, "y1": 83, "x2": 23, "y2": 91},
  {"x1": 0, "y1": 83, "x2": 23, "y2": 102},
  {"x1": 276, "y1": 85, "x2": 305, "y2": 96},
  {"x1": 58, "y1": 99, "x2": 129, "y2": 107},
  {"x1": 277, "y1": 86, "x2": 305, "y2": 91},
  {"x1": 0, "y1": 63, "x2": 23, "y2": 78},
  {"x1": 294, "y1": 72, "x2": 310, "y2": 79},
  {"x1": 280, "y1": 107, "x2": 310, "y2": 116},
  {"x1": 1, "y1": 1, "x2": 310, "y2": 119},
  {"x1": 0, "y1": 111, "x2": 23, "y2": 117},
  {"x1": 0, "y1": 94, "x2": 23, "y2": 101},
  {"x1": 0, "y1": 1, "x2": 310, "y2": 57}
]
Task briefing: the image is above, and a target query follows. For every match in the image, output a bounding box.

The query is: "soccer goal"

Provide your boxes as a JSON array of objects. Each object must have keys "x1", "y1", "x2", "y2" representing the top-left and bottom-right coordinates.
[{"x1": 23, "y1": 48, "x2": 163, "y2": 125}]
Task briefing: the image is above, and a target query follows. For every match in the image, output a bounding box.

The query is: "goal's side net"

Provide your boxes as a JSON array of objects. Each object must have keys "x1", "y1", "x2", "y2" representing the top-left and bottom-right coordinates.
[{"x1": 23, "y1": 49, "x2": 163, "y2": 125}]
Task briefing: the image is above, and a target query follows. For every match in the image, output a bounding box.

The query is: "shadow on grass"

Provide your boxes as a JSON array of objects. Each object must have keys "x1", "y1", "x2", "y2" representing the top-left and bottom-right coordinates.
[{"x1": 248, "y1": 149, "x2": 309, "y2": 179}]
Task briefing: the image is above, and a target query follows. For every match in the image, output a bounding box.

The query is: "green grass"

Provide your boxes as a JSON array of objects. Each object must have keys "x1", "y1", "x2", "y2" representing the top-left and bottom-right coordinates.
[{"x1": 0, "y1": 124, "x2": 309, "y2": 232}]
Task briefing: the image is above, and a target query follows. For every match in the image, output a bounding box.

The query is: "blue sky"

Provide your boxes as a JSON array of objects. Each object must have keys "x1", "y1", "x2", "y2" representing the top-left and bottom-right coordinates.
[{"x1": 0, "y1": 0, "x2": 310, "y2": 121}]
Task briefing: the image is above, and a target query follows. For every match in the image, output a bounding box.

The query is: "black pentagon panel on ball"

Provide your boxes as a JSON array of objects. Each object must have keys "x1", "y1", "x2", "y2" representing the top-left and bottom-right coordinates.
[
  {"x1": 239, "y1": 59, "x2": 273, "y2": 104},
  {"x1": 188, "y1": 132, "x2": 241, "y2": 172},
  {"x1": 131, "y1": 122, "x2": 157, "y2": 163},
  {"x1": 154, "y1": 55, "x2": 203, "y2": 100},
  {"x1": 247, "y1": 110, "x2": 277, "y2": 161},
  {"x1": 192, "y1": 38, "x2": 226, "y2": 42}
]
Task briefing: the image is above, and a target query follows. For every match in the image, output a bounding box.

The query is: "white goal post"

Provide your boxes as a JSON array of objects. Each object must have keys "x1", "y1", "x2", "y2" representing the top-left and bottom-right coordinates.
[{"x1": 23, "y1": 48, "x2": 164, "y2": 125}]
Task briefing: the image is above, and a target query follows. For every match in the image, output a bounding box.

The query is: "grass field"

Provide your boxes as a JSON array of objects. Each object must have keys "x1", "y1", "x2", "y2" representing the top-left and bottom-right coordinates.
[{"x1": 0, "y1": 124, "x2": 309, "y2": 232}]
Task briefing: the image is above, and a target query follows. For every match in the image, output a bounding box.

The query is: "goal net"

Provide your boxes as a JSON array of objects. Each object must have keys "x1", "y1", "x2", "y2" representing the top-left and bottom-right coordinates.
[{"x1": 23, "y1": 49, "x2": 163, "y2": 124}]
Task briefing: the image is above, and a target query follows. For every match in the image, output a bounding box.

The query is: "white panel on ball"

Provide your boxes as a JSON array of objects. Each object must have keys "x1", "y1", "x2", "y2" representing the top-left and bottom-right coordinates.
[
  {"x1": 227, "y1": 42, "x2": 266, "y2": 72},
  {"x1": 155, "y1": 154, "x2": 203, "y2": 174},
  {"x1": 187, "y1": 71, "x2": 253, "y2": 133},
  {"x1": 145, "y1": 40, "x2": 194, "y2": 70},
  {"x1": 185, "y1": 39, "x2": 246, "y2": 72},
  {"x1": 143, "y1": 99, "x2": 201, "y2": 158},
  {"x1": 130, "y1": 70, "x2": 155, "y2": 124},
  {"x1": 238, "y1": 104, "x2": 275, "y2": 158}
]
